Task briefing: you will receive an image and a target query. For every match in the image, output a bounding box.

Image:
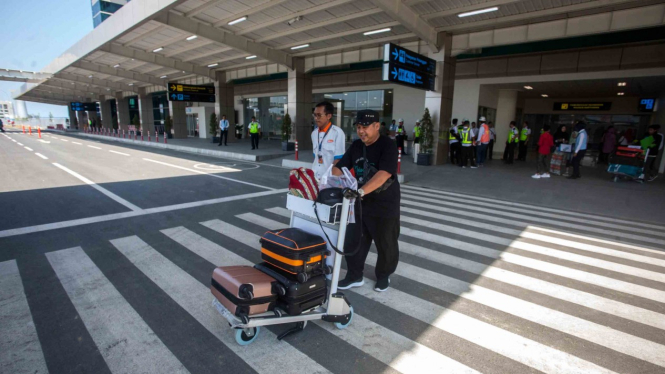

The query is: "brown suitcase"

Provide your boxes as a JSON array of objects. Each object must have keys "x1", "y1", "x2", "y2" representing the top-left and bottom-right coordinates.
[{"x1": 211, "y1": 266, "x2": 279, "y2": 319}]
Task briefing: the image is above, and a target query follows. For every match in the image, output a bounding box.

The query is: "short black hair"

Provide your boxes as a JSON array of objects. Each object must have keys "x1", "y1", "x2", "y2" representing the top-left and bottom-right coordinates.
[
  {"x1": 510, "y1": 121, "x2": 516, "y2": 125},
  {"x1": 524, "y1": 121, "x2": 529, "y2": 125},
  {"x1": 315, "y1": 101, "x2": 334, "y2": 116},
  {"x1": 452, "y1": 118, "x2": 458, "y2": 125},
  {"x1": 222, "y1": 114, "x2": 226, "y2": 118},
  {"x1": 543, "y1": 124, "x2": 551, "y2": 132},
  {"x1": 251, "y1": 116, "x2": 256, "y2": 120}
]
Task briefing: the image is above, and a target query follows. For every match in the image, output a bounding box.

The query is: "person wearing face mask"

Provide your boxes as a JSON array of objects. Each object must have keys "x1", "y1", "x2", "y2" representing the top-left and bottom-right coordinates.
[{"x1": 333, "y1": 109, "x2": 400, "y2": 293}]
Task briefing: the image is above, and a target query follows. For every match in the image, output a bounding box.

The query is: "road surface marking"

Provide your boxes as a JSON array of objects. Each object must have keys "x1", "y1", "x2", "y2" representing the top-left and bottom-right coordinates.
[
  {"x1": 38, "y1": 140, "x2": 50, "y2": 143},
  {"x1": 109, "y1": 150, "x2": 130, "y2": 156},
  {"x1": 87, "y1": 145, "x2": 101, "y2": 149},
  {"x1": 72, "y1": 142, "x2": 82, "y2": 145},
  {"x1": 59, "y1": 139, "x2": 68, "y2": 142},
  {"x1": 111, "y1": 235, "x2": 331, "y2": 374},
  {"x1": 0, "y1": 260, "x2": 49, "y2": 374},
  {"x1": 52, "y1": 163, "x2": 142, "y2": 212},
  {"x1": 35, "y1": 153, "x2": 48, "y2": 160},
  {"x1": 46, "y1": 247, "x2": 189, "y2": 374},
  {"x1": 17, "y1": 142, "x2": 23, "y2": 146},
  {"x1": 0, "y1": 189, "x2": 286, "y2": 238},
  {"x1": 24, "y1": 147, "x2": 33, "y2": 151},
  {"x1": 143, "y1": 158, "x2": 274, "y2": 190}
]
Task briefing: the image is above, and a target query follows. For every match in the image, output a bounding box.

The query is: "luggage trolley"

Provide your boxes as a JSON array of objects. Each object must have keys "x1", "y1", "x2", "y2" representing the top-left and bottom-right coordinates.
[
  {"x1": 212, "y1": 194, "x2": 355, "y2": 345},
  {"x1": 607, "y1": 146, "x2": 649, "y2": 183}
]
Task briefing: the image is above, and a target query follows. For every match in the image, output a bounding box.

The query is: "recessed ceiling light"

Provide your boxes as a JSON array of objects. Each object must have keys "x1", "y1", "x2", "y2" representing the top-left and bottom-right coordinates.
[
  {"x1": 617, "y1": 92, "x2": 624, "y2": 96},
  {"x1": 160, "y1": 75, "x2": 168, "y2": 79},
  {"x1": 113, "y1": 64, "x2": 120, "y2": 68},
  {"x1": 291, "y1": 44, "x2": 310, "y2": 50},
  {"x1": 524, "y1": 86, "x2": 533, "y2": 90},
  {"x1": 208, "y1": 63, "x2": 219, "y2": 67},
  {"x1": 617, "y1": 82, "x2": 626, "y2": 86},
  {"x1": 246, "y1": 55, "x2": 257, "y2": 59},
  {"x1": 88, "y1": 75, "x2": 93, "y2": 78},
  {"x1": 541, "y1": 94, "x2": 548, "y2": 97},
  {"x1": 186, "y1": 35, "x2": 198, "y2": 41},
  {"x1": 364, "y1": 28, "x2": 391, "y2": 36},
  {"x1": 153, "y1": 47, "x2": 164, "y2": 53},
  {"x1": 228, "y1": 16, "x2": 247, "y2": 26},
  {"x1": 128, "y1": 83, "x2": 134, "y2": 86},
  {"x1": 458, "y1": 7, "x2": 499, "y2": 17}
]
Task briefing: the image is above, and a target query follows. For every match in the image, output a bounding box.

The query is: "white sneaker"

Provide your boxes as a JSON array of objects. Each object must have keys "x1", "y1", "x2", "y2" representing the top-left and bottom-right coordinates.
[
  {"x1": 541, "y1": 173, "x2": 550, "y2": 178},
  {"x1": 470, "y1": 166, "x2": 478, "y2": 169},
  {"x1": 532, "y1": 174, "x2": 541, "y2": 179}
]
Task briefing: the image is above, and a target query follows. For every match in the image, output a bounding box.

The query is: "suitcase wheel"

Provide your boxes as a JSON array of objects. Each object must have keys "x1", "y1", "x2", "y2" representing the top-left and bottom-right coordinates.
[
  {"x1": 323, "y1": 266, "x2": 332, "y2": 275},
  {"x1": 235, "y1": 327, "x2": 260, "y2": 346},
  {"x1": 334, "y1": 306, "x2": 354, "y2": 330},
  {"x1": 297, "y1": 272, "x2": 308, "y2": 283},
  {"x1": 275, "y1": 284, "x2": 286, "y2": 296}
]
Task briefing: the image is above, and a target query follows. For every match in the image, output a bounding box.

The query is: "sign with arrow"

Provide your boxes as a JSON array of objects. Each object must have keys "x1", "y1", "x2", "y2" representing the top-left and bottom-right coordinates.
[
  {"x1": 382, "y1": 63, "x2": 435, "y2": 91},
  {"x1": 168, "y1": 92, "x2": 216, "y2": 103},
  {"x1": 383, "y1": 43, "x2": 436, "y2": 75},
  {"x1": 167, "y1": 82, "x2": 215, "y2": 95},
  {"x1": 70, "y1": 102, "x2": 99, "y2": 112}
]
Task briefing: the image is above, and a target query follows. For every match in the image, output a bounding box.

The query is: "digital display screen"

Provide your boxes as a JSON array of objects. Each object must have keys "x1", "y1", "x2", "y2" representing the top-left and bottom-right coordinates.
[{"x1": 639, "y1": 98, "x2": 655, "y2": 112}]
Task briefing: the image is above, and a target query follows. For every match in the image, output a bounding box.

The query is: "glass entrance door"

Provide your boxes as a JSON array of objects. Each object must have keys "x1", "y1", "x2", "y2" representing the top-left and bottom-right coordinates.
[{"x1": 186, "y1": 114, "x2": 198, "y2": 137}]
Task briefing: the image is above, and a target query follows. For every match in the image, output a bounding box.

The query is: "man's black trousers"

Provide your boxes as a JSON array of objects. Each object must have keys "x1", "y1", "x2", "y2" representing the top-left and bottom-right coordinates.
[
  {"x1": 219, "y1": 130, "x2": 228, "y2": 145},
  {"x1": 518, "y1": 140, "x2": 527, "y2": 160},
  {"x1": 250, "y1": 133, "x2": 259, "y2": 149},
  {"x1": 344, "y1": 215, "x2": 400, "y2": 281}
]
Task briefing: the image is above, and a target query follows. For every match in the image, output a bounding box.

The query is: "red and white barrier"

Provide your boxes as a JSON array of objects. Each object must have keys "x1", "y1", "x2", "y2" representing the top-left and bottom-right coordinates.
[
  {"x1": 397, "y1": 147, "x2": 402, "y2": 174},
  {"x1": 38, "y1": 128, "x2": 41, "y2": 139},
  {"x1": 295, "y1": 140, "x2": 299, "y2": 160},
  {"x1": 148, "y1": 131, "x2": 151, "y2": 142},
  {"x1": 164, "y1": 132, "x2": 167, "y2": 144}
]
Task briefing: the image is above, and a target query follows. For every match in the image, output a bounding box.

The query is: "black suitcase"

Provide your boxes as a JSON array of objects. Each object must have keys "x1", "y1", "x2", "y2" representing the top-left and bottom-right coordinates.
[
  {"x1": 255, "y1": 262, "x2": 328, "y2": 315},
  {"x1": 259, "y1": 228, "x2": 330, "y2": 282}
]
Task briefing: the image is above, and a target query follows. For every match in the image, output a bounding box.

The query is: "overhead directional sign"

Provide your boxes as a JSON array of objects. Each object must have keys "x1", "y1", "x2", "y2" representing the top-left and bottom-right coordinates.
[
  {"x1": 382, "y1": 63, "x2": 435, "y2": 91},
  {"x1": 168, "y1": 82, "x2": 215, "y2": 95},
  {"x1": 383, "y1": 43, "x2": 436, "y2": 75},
  {"x1": 553, "y1": 102, "x2": 612, "y2": 111},
  {"x1": 70, "y1": 102, "x2": 99, "y2": 112},
  {"x1": 169, "y1": 92, "x2": 216, "y2": 103}
]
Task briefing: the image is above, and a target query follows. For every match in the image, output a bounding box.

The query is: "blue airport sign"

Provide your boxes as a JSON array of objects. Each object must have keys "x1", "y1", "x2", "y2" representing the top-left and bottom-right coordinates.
[
  {"x1": 382, "y1": 63, "x2": 435, "y2": 91},
  {"x1": 70, "y1": 102, "x2": 99, "y2": 112},
  {"x1": 383, "y1": 43, "x2": 436, "y2": 75},
  {"x1": 168, "y1": 92, "x2": 216, "y2": 103},
  {"x1": 639, "y1": 98, "x2": 655, "y2": 112}
]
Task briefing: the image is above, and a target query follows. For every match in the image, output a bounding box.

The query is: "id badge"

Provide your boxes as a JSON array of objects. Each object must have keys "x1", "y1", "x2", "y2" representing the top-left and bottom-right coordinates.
[{"x1": 318, "y1": 154, "x2": 324, "y2": 164}]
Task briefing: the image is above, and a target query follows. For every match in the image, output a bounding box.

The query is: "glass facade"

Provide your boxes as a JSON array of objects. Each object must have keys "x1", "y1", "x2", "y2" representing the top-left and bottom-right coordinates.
[
  {"x1": 152, "y1": 92, "x2": 168, "y2": 134},
  {"x1": 91, "y1": 0, "x2": 129, "y2": 28},
  {"x1": 243, "y1": 96, "x2": 287, "y2": 138}
]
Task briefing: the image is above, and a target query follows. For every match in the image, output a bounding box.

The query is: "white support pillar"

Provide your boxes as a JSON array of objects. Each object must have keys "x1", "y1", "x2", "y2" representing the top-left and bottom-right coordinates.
[
  {"x1": 114, "y1": 92, "x2": 130, "y2": 131},
  {"x1": 137, "y1": 87, "x2": 154, "y2": 134},
  {"x1": 215, "y1": 71, "x2": 236, "y2": 142},
  {"x1": 494, "y1": 90, "x2": 519, "y2": 156},
  {"x1": 288, "y1": 57, "x2": 313, "y2": 150}
]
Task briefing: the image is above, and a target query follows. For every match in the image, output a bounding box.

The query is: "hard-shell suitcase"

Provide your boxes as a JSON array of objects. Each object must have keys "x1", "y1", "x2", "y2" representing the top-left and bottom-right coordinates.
[
  {"x1": 255, "y1": 262, "x2": 328, "y2": 316},
  {"x1": 210, "y1": 266, "x2": 279, "y2": 320},
  {"x1": 259, "y1": 228, "x2": 329, "y2": 282}
]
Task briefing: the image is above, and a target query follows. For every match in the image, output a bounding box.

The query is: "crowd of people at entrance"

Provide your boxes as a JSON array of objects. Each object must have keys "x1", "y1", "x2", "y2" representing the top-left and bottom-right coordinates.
[{"x1": 448, "y1": 117, "x2": 497, "y2": 168}]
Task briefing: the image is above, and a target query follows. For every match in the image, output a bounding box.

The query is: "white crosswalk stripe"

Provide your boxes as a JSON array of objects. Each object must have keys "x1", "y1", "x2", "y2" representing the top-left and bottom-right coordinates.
[{"x1": 46, "y1": 247, "x2": 189, "y2": 374}]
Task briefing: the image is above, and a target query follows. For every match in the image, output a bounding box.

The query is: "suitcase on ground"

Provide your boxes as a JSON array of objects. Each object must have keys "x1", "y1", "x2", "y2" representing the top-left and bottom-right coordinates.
[
  {"x1": 210, "y1": 266, "x2": 280, "y2": 319},
  {"x1": 255, "y1": 262, "x2": 328, "y2": 316},
  {"x1": 259, "y1": 228, "x2": 329, "y2": 282}
]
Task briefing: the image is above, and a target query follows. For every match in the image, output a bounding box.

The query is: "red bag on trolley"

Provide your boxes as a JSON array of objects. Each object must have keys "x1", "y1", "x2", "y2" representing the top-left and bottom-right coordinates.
[{"x1": 289, "y1": 167, "x2": 318, "y2": 200}]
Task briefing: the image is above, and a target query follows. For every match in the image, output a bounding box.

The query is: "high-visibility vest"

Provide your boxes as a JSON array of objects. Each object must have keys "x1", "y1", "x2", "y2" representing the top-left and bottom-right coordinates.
[
  {"x1": 520, "y1": 127, "x2": 529, "y2": 141},
  {"x1": 459, "y1": 128, "x2": 472, "y2": 144},
  {"x1": 249, "y1": 122, "x2": 259, "y2": 134},
  {"x1": 480, "y1": 124, "x2": 490, "y2": 143},
  {"x1": 414, "y1": 126, "x2": 421, "y2": 138},
  {"x1": 508, "y1": 128, "x2": 517, "y2": 143},
  {"x1": 397, "y1": 127, "x2": 404, "y2": 134},
  {"x1": 449, "y1": 128, "x2": 456, "y2": 140}
]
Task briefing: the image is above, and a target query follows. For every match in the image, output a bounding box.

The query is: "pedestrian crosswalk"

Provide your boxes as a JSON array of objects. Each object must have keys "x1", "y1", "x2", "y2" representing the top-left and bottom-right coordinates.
[{"x1": 2, "y1": 186, "x2": 665, "y2": 374}]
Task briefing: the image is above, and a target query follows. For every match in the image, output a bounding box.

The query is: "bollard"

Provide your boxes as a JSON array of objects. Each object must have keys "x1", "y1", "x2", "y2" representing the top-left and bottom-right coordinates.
[
  {"x1": 148, "y1": 131, "x2": 151, "y2": 142},
  {"x1": 295, "y1": 140, "x2": 299, "y2": 160},
  {"x1": 164, "y1": 131, "x2": 167, "y2": 144},
  {"x1": 29, "y1": 127, "x2": 32, "y2": 136},
  {"x1": 38, "y1": 128, "x2": 41, "y2": 139},
  {"x1": 123, "y1": 129, "x2": 125, "y2": 139},
  {"x1": 22, "y1": 126, "x2": 25, "y2": 134},
  {"x1": 397, "y1": 147, "x2": 402, "y2": 174},
  {"x1": 141, "y1": 130, "x2": 144, "y2": 141},
  {"x1": 155, "y1": 131, "x2": 158, "y2": 143},
  {"x1": 134, "y1": 131, "x2": 137, "y2": 141}
]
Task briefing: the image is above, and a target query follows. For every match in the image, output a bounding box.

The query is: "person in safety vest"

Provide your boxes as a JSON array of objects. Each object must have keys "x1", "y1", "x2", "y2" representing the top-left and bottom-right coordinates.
[
  {"x1": 395, "y1": 119, "x2": 406, "y2": 155},
  {"x1": 413, "y1": 120, "x2": 421, "y2": 144},
  {"x1": 488, "y1": 121, "x2": 496, "y2": 160},
  {"x1": 518, "y1": 121, "x2": 531, "y2": 161},
  {"x1": 449, "y1": 118, "x2": 460, "y2": 165},
  {"x1": 635, "y1": 124, "x2": 662, "y2": 182},
  {"x1": 247, "y1": 116, "x2": 261, "y2": 150},
  {"x1": 504, "y1": 121, "x2": 518, "y2": 164},
  {"x1": 475, "y1": 117, "x2": 491, "y2": 167},
  {"x1": 459, "y1": 120, "x2": 477, "y2": 168}
]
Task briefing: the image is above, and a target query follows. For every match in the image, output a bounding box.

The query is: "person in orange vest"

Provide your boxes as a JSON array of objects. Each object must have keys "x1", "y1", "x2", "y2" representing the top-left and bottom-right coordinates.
[{"x1": 475, "y1": 117, "x2": 491, "y2": 167}]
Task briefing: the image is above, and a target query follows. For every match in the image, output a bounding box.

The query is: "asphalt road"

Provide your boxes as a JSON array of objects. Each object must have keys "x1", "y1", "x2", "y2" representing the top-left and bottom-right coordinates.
[{"x1": 2, "y1": 129, "x2": 665, "y2": 374}]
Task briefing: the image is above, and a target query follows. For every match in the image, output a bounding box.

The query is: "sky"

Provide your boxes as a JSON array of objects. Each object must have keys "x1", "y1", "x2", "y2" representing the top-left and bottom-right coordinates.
[{"x1": 0, "y1": 0, "x2": 94, "y2": 117}]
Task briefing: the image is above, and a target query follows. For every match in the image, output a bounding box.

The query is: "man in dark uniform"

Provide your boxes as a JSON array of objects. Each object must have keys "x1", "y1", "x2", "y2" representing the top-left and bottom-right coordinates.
[{"x1": 334, "y1": 109, "x2": 400, "y2": 292}]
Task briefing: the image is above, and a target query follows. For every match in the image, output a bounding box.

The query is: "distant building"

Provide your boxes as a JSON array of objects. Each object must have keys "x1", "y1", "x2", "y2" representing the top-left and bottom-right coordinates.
[
  {"x1": 92, "y1": 0, "x2": 130, "y2": 28},
  {"x1": 0, "y1": 101, "x2": 15, "y2": 119}
]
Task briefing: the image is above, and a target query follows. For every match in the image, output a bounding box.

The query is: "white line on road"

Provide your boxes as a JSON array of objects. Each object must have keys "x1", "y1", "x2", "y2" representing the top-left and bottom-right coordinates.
[
  {"x1": 143, "y1": 158, "x2": 274, "y2": 190},
  {"x1": 87, "y1": 145, "x2": 101, "y2": 149},
  {"x1": 109, "y1": 150, "x2": 130, "y2": 156},
  {"x1": 11, "y1": 139, "x2": 16, "y2": 142},
  {"x1": 17, "y1": 142, "x2": 23, "y2": 146},
  {"x1": 35, "y1": 153, "x2": 48, "y2": 160},
  {"x1": 52, "y1": 163, "x2": 142, "y2": 212},
  {"x1": 72, "y1": 142, "x2": 82, "y2": 145},
  {"x1": 59, "y1": 138, "x2": 68, "y2": 142},
  {"x1": 24, "y1": 147, "x2": 33, "y2": 151},
  {"x1": 38, "y1": 140, "x2": 50, "y2": 143},
  {"x1": 0, "y1": 189, "x2": 287, "y2": 238}
]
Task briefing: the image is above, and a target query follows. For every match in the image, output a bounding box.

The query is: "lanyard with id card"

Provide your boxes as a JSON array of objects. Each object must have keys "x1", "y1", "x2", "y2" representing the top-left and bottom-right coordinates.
[{"x1": 317, "y1": 124, "x2": 332, "y2": 164}]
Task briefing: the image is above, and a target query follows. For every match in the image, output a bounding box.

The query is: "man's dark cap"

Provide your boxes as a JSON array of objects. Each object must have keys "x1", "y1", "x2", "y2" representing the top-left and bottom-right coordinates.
[{"x1": 356, "y1": 110, "x2": 380, "y2": 126}]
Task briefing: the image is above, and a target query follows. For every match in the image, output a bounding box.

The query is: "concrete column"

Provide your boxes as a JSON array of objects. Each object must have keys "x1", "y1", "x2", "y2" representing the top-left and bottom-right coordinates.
[
  {"x1": 137, "y1": 87, "x2": 154, "y2": 133},
  {"x1": 68, "y1": 106, "x2": 78, "y2": 129},
  {"x1": 99, "y1": 95, "x2": 113, "y2": 129},
  {"x1": 423, "y1": 33, "x2": 456, "y2": 165},
  {"x1": 494, "y1": 90, "x2": 519, "y2": 155},
  {"x1": 288, "y1": 58, "x2": 313, "y2": 149},
  {"x1": 168, "y1": 100, "x2": 187, "y2": 139},
  {"x1": 215, "y1": 71, "x2": 236, "y2": 141},
  {"x1": 76, "y1": 111, "x2": 86, "y2": 130},
  {"x1": 114, "y1": 92, "x2": 130, "y2": 131}
]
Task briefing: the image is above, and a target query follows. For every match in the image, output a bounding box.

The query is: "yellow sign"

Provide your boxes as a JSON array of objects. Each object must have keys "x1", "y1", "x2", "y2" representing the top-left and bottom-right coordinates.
[
  {"x1": 553, "y1": 102, "x2": 611, "y2": 111},
  {"x1": 167, "y1": 82, "x2": 215, "y2": 94},
  {"x1": 561, "y1": 103, "x2": 569, "y2": 110}
]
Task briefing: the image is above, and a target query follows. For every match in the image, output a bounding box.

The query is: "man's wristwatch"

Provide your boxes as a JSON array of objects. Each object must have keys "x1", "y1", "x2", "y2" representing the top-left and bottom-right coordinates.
[{"x1": 358, "y1": 188, "x2": 365, "y2": 197}]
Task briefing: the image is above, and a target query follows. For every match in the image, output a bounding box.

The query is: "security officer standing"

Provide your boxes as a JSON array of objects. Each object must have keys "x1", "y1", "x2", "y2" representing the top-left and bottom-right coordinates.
[
  {"x1": 395, "y1": 119, "x2": 406, "y2": 155},
  {"x1": 412, "y1": 120, "x2": 421, "y2": 144},
  {"x1": 459, "y1": 120, "x2": 477, "y2": 168},
  {"x1": 218, "y1": 114, "x2": 230, "y2": 146},
  {"x1": 334, "y1": 109, "x2": 400, "y2": 293},
  {"x1": 310, "y1": 101, "x2": 346, "y2": 180},
  {"x1": 248, "y1": 116, "x2": 261, "y2": 150},
  {"x1": 518, "y1": 121, "x2": 531, "y2": 161},
  {"x1": 504, "y1": 121, "x2": 518, "y2": 164},
  {"x1": 449, "y1": 118, "x2": 460, "y2": 165}
]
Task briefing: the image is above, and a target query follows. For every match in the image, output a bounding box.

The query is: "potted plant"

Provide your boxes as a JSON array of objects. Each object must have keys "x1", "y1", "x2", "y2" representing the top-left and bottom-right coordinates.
[
  {"x1": 417, "y1": 108, "x2": 434, "y2": 166},
  {"x1": 131, "y1": 114, "x2": 141, "y2": 136},
  {"x1": 281, "y1": 113, "x2": 295, "y2": 151},
  {"x1": 209, "y1": 112, "x2": 218, "y2": 143},
  {"x1": 164, "y1": 115, "x2": 173, "y2": 138},
  {"x1": 235, "y1": 123, "x2": 243, "y2": 139}
]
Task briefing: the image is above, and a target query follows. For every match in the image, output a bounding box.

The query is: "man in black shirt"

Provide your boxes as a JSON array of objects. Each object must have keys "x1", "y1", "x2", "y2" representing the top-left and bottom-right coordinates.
[{"x1": 333, "y1": 109, "x2": 400, "y2": 292}]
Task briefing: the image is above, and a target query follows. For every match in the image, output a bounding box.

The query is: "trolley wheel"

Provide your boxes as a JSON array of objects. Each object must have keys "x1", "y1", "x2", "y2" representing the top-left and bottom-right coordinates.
[
  {"x1": 297, "y1": 272, "x2": 308, "y2": 283},
  {"x1": 323, "y1": 265, "x2": 332, "y2": 275},
  {"x1": 274, "y1": 308, "x2": 285, "y2": 317},
  {"x1": 334, "y1": 306, "x2": 354, "y2": 330},
  {"x1": 235, "y1": 327, "x2": 260, "y2": 346},
  {"x1": 240, "y1": 314, "x2": 250, "y2": 325},
  {"x1": 275, "y1": 284, "x2": 286, "y2": 296}
]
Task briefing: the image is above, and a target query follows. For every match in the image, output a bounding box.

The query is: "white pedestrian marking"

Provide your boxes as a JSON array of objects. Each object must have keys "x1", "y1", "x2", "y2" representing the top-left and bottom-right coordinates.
[
  {"x1": 52, "y1": 163, "x2": 142, "y2": 212},
  {"x1": 0, "y1": 260, "x2": 49, "y2": 374},
  {"x1": 87, "y1": 145, "x2": 101, "y2": 149},
  {"x1": 0, "y1": 189, "x2": 287, "y2": 239},
  {"x1": 46, "y1": 247, "x2": 189, "y2": 374},
  {"x1": 17, "y1": 142, "x2": 23, "y2": 146},
  {"x1": 143, "y1": 158, "x2": 274, "y2": 191},
  {"x1": 24, "y1": 147, "x2": 33, "y2": 151},
  {"x1": 35, "y1": 153, "x2": 48, "y2": 160},
  {"x1": 72, "y1": 142, "x2": 82, "y2": 145},
  {"x1": 38, "y1": 140, "x2": 50, "y2": 143},
  {"x1": 109, "y1": 150, "x2": 130, "y2": 156},
  {"x1": 59, "y1": 139, "x2": 68, "y2": 142},
  {"x1": 111, "y1": 236, "x2": 331, "y2": 374}
]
